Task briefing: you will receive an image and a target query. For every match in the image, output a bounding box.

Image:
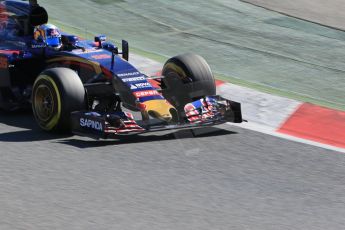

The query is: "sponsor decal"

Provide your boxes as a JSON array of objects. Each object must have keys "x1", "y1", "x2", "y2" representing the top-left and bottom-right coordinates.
[
  {"x1": 133, "y1": 90, "x2": 160, "y2": 98},
  {"x1": 80, "y1": 118, "x2": 103, "y2": 131},
  {"x1": 130, "y1": 82, "x2": 152, "y2": 90},
  {"x1": 31, "y1": 44, "x2": 47, "y2": 49},
  {"x1": 91, "y1": 54, "x2": 112, "y2": 60},
  {"x1": 122, "y1": 76, "x2": 146, "y2": 82},
  {"x1": 0, "y1": 57, "x2": 7, "y2": 69},
  {"x1": 134, "y1": 82, "x2": 151, "y2": 88},
  {"x1": 117, "y1": 71, "x2": 141, "y2": 77},
  {"x1": 84, "y1": 112, "x2": 102, "y2": 117}
]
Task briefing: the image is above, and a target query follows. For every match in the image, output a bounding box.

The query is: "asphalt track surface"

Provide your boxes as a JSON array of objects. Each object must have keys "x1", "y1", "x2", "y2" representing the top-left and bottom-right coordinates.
[
  {"x1": 1, "y1": 112, "x2": 344, "y2": 230},
  {"x1": 1, "y1": 1, "x2": 345, "y2": 230},
  {"x1": 242, "y1": 0, "x2": 345, "y2": 31}
]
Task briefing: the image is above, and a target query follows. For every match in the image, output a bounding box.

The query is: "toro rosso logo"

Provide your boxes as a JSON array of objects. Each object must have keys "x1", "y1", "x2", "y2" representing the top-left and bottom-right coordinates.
[{"x1": 80, "y1": 118, "x2": 103, "y2": 131}]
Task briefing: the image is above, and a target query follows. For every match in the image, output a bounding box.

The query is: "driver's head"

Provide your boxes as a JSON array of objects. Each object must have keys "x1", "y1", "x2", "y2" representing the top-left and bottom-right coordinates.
[{"x1": 34, "y1": 24, "x2": 62, "y2": 50}]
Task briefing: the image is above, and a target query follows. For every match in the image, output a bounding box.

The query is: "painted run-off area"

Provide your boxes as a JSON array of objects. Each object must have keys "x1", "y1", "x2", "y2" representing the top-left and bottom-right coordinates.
[
  {"x1": 219, "y1": 82, "x2": 345, "y2": 151},
  {"x1": 278, "y1": 103, "x2": 345, "y2": 149},
  {"x1": 40, "y1": 0, "x2": 345, "y2": 111}
]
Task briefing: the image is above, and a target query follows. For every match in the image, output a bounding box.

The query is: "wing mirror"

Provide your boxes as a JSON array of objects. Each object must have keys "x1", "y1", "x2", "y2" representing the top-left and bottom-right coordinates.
[{"x1": 121, "y1": 40, "x2": 128, "y2": 61}]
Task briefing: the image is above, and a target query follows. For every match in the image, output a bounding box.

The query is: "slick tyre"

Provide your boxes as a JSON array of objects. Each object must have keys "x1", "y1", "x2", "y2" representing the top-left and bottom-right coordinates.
[
  {"x1": 32, "y1": 68, "x2": 86, "y2": 132},
  {"x1": 162, "y1": 53, "x2": 216, "y2": 115}
]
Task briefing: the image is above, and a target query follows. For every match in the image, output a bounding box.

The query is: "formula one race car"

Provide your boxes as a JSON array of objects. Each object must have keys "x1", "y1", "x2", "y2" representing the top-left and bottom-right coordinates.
[{"x1": 0, "y1": 0, "x2": 243, "y2": 139}]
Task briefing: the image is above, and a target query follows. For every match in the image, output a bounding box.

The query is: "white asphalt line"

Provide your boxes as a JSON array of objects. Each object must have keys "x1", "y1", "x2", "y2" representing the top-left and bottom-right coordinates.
[
  {"x1": 229, "y1": 122, "x2": 345, "y2": 154},
  {"x1": 218, "y1": 83, "x2": 302, "y2": 129}
]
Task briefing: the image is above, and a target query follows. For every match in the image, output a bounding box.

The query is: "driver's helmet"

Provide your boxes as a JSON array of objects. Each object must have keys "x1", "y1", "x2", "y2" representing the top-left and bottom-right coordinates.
[{"x1": 34, "y1": 24, "x2": 62, "y2": 50}]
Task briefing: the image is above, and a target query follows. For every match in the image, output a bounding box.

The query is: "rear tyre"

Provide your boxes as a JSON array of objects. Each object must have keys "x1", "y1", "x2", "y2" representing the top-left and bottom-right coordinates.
[
  {"x1": 162, "y1": 53, "x2": 216, "y2": 116},
  {"x1": 32, "y1": 68, "x2": 86, "y2": 132}
]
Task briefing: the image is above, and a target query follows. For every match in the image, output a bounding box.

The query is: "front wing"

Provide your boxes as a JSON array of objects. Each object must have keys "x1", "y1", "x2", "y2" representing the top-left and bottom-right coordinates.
[{"x1": 70, "y1": 96, "x2": 243, "y2": 139}]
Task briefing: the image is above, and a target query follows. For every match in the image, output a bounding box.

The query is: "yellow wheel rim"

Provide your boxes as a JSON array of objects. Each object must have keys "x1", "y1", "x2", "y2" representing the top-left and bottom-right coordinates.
[
  {"x1": 33, "y1": 75, "x2": 62, "y2": 131},
  {"x1": 34, "y1": 84, "x2": 55, "y2": 122}
]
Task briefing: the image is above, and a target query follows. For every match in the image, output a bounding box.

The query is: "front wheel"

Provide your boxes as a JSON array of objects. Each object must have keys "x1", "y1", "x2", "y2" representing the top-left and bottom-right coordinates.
[
  {"x1": 161, "y1": 53, "x2": 216, "y2": 116},
  {"x1": 32, "y1": 68, "x2": 86, "y2": 132}
]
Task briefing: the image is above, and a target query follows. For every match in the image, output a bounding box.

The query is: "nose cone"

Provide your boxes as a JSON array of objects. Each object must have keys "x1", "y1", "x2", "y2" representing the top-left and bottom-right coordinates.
[{"x1": 143, "y1": 100, "x2": 176, "y2": 122}]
